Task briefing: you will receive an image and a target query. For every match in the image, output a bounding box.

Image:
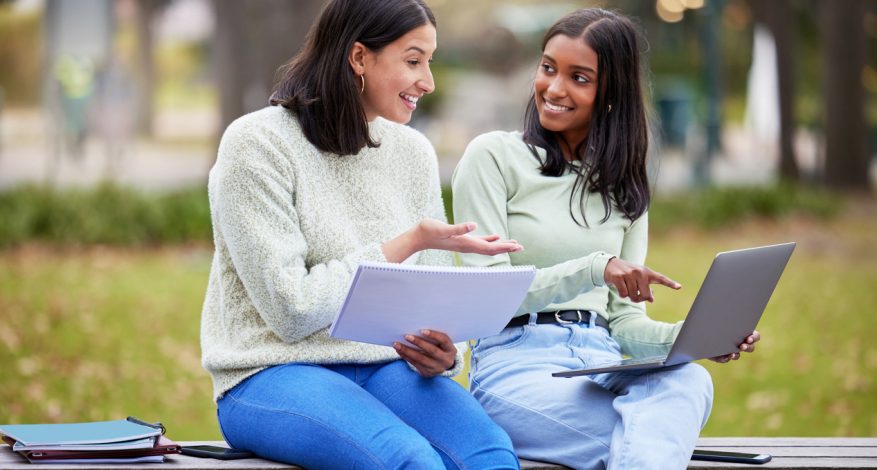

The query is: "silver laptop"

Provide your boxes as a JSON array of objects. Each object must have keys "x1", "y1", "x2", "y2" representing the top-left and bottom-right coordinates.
[{"x1": 552, "y1": 242, "x2": 796, "y2": 378}]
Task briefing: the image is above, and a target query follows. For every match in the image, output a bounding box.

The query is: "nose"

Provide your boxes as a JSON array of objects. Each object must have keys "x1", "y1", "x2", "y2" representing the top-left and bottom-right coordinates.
[
  {"x1": 419, "y1": 66, "x2": 435, "y2": 94},
  {"x1": 545, "y1": 75, "x2": 566, "y2": 98}
]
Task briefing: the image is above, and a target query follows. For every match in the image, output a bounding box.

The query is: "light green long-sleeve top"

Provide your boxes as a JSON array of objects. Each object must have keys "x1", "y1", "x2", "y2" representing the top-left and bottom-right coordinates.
[{"x1": 452, "y1": 131, "x2": 682, "y2": 358}]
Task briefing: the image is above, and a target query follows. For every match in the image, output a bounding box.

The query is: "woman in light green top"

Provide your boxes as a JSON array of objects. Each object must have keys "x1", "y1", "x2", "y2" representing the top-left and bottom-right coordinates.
[{"x1": 452, "y1": 8, "x2": 760, "y2": 470}]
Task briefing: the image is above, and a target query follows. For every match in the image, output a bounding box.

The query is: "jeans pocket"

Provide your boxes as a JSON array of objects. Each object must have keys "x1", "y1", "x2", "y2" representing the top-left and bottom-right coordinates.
[
  {"x1": 600, "y1": 329, "x2": 622, "y2": 356},
  {"x1": 472, "y1": 326, "x2": 529, "y2": 361}
]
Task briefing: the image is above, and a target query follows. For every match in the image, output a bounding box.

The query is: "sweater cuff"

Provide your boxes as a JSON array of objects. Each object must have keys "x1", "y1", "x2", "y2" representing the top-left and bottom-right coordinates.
[
  {"x1": 346, "y1": 242, "x2": 388, "y2": 267},
  {"x1": 402, "y1": 342, "x2": 467, "y2": 378},
  {"x1": 440, "y1": 342, "x2": 469, "y2": 378},
  {"x1": 590, "y1": 252, "x2": 615, "y2": 287}
]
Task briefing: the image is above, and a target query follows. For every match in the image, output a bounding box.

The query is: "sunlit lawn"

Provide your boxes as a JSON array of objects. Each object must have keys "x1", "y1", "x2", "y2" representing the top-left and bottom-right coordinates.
[{"x1": 0, "y1": 200, "x2": 875, "y2": 440}]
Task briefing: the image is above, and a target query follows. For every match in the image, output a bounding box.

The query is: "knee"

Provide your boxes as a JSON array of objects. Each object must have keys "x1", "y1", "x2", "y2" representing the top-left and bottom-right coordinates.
[
  {"x1": 687, "y1": 363, "x2": 714, "y2": 400},
  {"x1": 481, "y1": 420, "x2": 517, "y2": 457},
  {"x1": 444, "y1": 419, "x2": 518, "y2": 470},
  {"x1": 384, "y1": 439, "x2": 446, "y2": 469},
  {"x1": 677, "y1": 363, "x2": 714, "y2": 421}
]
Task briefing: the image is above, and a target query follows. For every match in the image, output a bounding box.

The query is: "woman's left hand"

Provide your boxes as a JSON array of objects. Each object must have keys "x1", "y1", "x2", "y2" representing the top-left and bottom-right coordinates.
[
  {"x1": 709, "y1": 330, "x2": 760, "y2": 363},
  {"x1": 394, "y1": 329, "x2": 457, "y2": 378}
]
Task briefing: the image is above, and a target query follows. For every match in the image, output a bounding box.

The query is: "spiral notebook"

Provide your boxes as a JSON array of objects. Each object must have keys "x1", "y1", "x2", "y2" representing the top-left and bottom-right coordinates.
[{"x1": 329, "y1": 262, "x2": 536, "y2": 346}]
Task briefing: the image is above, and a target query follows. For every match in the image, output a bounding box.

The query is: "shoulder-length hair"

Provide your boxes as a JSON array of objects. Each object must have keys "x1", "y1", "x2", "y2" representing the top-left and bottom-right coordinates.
[
  {"x1": 270, "y1": 0, "x2": 436, "y2": 156},
  {"x1": 523, "y1": 8, "x2": 650, "y2": 225}
]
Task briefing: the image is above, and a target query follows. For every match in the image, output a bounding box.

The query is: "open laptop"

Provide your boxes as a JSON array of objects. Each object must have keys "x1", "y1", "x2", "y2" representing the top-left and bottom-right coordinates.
[{"x1": 552, "y1": 242, "x2": 796, "y2": 378}]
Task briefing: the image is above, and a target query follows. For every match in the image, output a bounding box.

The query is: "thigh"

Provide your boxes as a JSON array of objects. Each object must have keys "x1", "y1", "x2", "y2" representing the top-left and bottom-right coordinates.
[
  {"x1": 218, "y1": 363, "x2": 443, "y2": 470},
  {"x1": 364, "y1": 360, "x2": 519, "y2": 470},
  {"x1": 470, "y1": 326, "x2": 622, "y2": 470},
  {"x1": 593, "y1": 363, "x2": 714, "y2": 470}
]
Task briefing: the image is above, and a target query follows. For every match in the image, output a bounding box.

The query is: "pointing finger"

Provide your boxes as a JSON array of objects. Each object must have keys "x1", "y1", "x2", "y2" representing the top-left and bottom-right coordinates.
[{"x1": 650, "y1": 271, "x2": 681, "y2": 290}]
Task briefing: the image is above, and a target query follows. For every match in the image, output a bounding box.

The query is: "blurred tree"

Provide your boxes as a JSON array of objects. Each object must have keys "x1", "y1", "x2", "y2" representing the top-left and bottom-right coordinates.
[
  {"x1": 212, "y1": 0, "x2": 244, "y2": 143},
  {"x1": 211, "y1": 0, "x2": 325, "y2": 149},
  {"x1": 751, "y1": 0, "x2": 799, "y2": 182},
  {"x1": 133, "y1": 0, "x2": 170, "y2": 137},
  {"x1": 0, "y1": 2, "x2": 42, "y2": 106},
  {"x1": 822, "y1": 0, "x2": 870, "y2": 190}
]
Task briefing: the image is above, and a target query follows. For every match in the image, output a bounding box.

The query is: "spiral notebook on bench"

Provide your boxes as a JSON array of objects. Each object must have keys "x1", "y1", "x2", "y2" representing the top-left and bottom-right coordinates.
[{"x1": 330, "y1": 262, "x2": 536, "y2": 347}]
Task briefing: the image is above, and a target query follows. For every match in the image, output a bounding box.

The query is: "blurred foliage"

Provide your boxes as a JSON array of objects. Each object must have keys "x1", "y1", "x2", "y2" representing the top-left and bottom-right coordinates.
[
  {"x1": 445, "y1": 183, "x2": 840, "y2": 228},
  {"x1": 0, "y1": 184, "x2": 211, "y2": 248},
  {"x1": 0, "y1": 6, "x2": 42, "y2": 105},
  {"x1": 0, "y1": 184, "x2": 838, "y2": 248},
  {"x1": 155, "y1": 40, "x2": 215, "y2": 110},
  {"x1": 648, "y1": 184, "x2": 841, "y2": 232}
]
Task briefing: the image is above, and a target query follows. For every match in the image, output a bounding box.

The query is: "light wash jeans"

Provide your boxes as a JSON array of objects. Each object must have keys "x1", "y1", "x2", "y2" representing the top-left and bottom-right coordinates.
[
  {"x1": 470, "y1": 313, "x2": 713, "y2": 470},
  {"x1": 217, "y1": 360, "x2": 519, "y2": 470}
]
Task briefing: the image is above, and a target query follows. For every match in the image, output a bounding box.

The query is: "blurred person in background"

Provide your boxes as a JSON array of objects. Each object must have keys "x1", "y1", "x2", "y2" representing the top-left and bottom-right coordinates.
[
  {"x1": 52, "y1": 54, "x2": 95, "y2": 161},
  {"x1": 200, "y1": 0, "x2": 521, "y2": 468},
  {"x1": 453, "y1": 8, "x2": 760, "y2": 470},
  {"x1": 92, "y1": 52, "x2": 136, "y2": 174}
]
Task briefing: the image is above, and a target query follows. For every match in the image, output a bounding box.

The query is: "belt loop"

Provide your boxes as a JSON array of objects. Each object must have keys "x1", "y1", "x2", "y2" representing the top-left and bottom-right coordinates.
[
  {"x1": 528, "y1": 312, "x2": 538, "y2": 326},
  {"x1": 588, "y1": 310, "x2": 597, "y2": 328}
]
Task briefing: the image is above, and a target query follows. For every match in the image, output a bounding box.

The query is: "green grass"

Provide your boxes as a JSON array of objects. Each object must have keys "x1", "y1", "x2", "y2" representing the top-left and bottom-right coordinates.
[
  {"x1": 644, "y1": 203, "x2": 877, "y2": 437},
  {"x1": 0, "y1": 200, "x2": 875, "y2": 439},
  {"x1": 0, "y1": 246, "x2": 218, "y2": 440}
]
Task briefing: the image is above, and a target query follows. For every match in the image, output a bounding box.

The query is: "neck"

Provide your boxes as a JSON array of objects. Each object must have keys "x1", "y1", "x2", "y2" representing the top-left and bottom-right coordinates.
[{"x1": 557, "y1": 131, "x2": 587, "y2": 162}]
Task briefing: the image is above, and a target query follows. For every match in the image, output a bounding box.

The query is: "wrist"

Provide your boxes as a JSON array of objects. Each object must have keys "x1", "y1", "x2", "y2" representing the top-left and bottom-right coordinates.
[
  {"x1": 382, "y1": 224, "x2": 422, "y2": 263},
  {"x1": 407, "y1": 221, "x2": 426, "y2": 253},
  {"x1": 599, "y1": 254, "x2": 617, "y2": 286}
]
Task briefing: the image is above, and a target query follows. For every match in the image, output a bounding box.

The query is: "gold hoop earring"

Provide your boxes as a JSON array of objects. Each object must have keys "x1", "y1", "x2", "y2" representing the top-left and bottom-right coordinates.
[{"x1": 360, "y1": 75, "x2": 365, "y2": 95}]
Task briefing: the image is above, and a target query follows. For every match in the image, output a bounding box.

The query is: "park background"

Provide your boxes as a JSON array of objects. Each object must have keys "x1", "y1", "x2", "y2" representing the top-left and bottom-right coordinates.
[{"x1": 0, "y1": 0, "x2": 875, "y2": 442}]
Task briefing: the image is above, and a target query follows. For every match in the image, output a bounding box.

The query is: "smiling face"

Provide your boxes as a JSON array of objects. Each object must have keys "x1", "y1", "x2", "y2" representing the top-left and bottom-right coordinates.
[
  {"x1": 356, "y1": 24, "x2": 436, "y2": 124},
  {"x1": 534, "y1": 34, "x2": 599, "y2": 157}
]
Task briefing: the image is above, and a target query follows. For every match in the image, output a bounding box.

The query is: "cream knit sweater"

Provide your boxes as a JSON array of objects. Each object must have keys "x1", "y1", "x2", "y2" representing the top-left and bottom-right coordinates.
[{"x1": 201, "y1": 106, "x2": 464, "y2": 400}]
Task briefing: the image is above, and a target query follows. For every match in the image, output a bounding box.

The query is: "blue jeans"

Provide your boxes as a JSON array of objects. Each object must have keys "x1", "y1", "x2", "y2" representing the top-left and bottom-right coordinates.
[
  {"x1": 470, "y1": 314, "x2": 713, "y2": 470},
  {"x1": 217, "y1": 360, "x2": 518, "y2": 470}
]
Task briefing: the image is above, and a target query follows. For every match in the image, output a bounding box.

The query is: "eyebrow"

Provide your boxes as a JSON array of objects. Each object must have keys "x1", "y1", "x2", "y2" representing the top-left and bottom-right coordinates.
[
  {"x1": 542, "y1": 53, "x2": 597, "y2": 74},
  {"x1": 406, "y1": 46, "x2": 428, "y2": 55}
]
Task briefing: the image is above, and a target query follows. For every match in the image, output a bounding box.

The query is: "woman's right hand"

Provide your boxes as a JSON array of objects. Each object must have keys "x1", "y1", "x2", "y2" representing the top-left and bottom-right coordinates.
[
  {"x1": 383, "y1": 219, "x2": 523, "y2": 263},
  {"x1": 603, "y1": 257, "x2": 681, "y2": 303}
]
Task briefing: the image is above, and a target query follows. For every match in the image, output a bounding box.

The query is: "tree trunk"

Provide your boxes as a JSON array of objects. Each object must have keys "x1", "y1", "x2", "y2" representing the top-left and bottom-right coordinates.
[
  {"x1": 212, "y1": 0, "x2": 246, "y2": 138},
  {"x1": 243, "y1": 0, "x2": 323, "y2": 112},
  {"x1": 210, "y1": 0, "x2": 324, "y2": 162},
  {"x1": 134, "y1": 0, "x2": 160, "y2": 137},
  {"x1": 821, "y1": 0, "x2": 869, "y2": 190},
  {"x1": 753, "y1": 0, "x2": 799, "y2": 182}
]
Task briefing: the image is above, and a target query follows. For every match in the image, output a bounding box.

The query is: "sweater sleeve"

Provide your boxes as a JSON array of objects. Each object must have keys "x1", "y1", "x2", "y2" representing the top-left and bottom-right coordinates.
[
  {"x1": 452, "y1": 133, "x2": 614, "y2": 317},
  {"x1": 605, "y1": 213, "x2": 682, "y2": 357},
  {"x1": 209, "y1": 121, "x2": 387, "y2": 344}
]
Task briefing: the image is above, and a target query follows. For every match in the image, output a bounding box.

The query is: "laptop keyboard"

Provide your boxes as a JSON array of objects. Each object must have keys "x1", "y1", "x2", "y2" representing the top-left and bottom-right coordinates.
[{"x1": 604, "y1": 355, "x2": 668, "y2": 367}]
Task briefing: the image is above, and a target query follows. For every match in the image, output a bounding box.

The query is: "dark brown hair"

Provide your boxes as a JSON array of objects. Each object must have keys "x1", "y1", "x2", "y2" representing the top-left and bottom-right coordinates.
[
  {"x1": 270, "y1": 0, "x2": 436, "y2": 156},
  {"x1": 523, "y1": 8, "x2": 650, "y2": 225}
]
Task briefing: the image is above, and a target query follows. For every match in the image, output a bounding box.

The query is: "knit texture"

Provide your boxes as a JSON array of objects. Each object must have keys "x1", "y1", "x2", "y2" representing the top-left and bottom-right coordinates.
[{"x1": 201, "y1": 106, "x2": 464, "y2": 400}]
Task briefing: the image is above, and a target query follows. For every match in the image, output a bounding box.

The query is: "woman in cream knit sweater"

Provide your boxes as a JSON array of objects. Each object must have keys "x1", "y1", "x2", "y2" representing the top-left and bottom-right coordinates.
[{"x1": 200, "y1": 1, "x2": 521, "y2": 468}]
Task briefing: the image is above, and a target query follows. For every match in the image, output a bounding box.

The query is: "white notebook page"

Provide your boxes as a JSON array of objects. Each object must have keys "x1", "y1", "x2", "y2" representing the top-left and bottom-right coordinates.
[{"x1": 329, "y1": 262, "x2": 536, "y2": 346}]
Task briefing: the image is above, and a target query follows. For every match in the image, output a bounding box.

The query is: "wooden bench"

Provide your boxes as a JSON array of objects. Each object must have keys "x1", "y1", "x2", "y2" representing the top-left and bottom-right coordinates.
[{"x1": 2, "y1": 438, "x2": 875, "y2": 469}]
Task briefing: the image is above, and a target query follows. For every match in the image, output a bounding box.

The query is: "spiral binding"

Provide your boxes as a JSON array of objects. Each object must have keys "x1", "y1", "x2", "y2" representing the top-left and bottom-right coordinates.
[{"x1": 360, "y1": 261, "x2": 535, "y2": 275}]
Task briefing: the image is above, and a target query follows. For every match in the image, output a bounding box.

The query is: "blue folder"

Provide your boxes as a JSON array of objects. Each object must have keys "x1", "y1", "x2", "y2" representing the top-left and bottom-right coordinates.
[{"x1": 0, "y1": 419, "x2": 161, "y2": 447}]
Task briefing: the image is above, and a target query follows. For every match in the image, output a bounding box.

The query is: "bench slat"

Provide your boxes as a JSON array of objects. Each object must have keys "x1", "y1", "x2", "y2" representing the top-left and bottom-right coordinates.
[{"x1": 2, "y1": 438, "x2": 875, "y2": 469}]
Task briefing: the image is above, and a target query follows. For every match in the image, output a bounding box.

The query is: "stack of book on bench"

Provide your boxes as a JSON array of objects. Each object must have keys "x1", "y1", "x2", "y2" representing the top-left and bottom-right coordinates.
[{"x1": 0, "y1": 417, "x2": 180, "y2": 464}]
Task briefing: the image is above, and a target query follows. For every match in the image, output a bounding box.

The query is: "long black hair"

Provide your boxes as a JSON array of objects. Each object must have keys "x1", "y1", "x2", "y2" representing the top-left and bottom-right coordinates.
[
  {"x1": 523, "y1": 8, "x2": 649, "y2": 225},
  {"x1": 270, "y1": 0, "x2": 436, "y2": 156}
]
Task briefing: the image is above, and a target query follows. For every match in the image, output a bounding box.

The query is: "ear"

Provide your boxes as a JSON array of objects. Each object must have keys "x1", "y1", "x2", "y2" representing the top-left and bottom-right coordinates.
[{"x1": 348, "y1": 41, "x2": 367, "y2": 75}]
